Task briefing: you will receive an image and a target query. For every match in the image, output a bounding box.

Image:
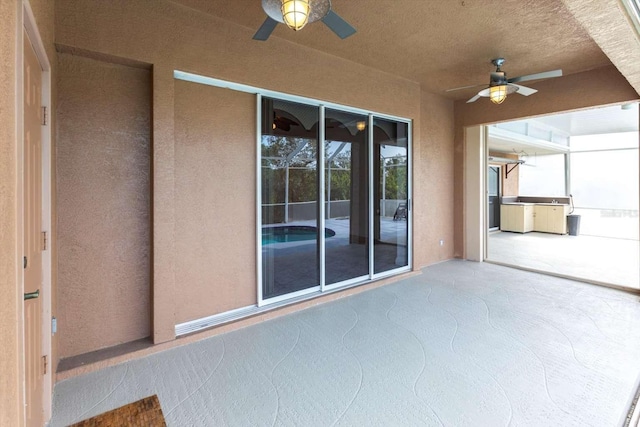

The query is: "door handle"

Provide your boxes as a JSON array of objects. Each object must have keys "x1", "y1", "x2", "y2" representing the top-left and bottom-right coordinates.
[{"x1": 24, "y1": 289, "x2": 39, "y2": 300}]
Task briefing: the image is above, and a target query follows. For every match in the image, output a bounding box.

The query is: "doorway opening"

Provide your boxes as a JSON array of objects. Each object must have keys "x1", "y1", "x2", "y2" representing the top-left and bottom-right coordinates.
[
  {"x1": 21, "y1": 4, "x2": 53, "y2": 423},
  {"x1": 484, "y1": 104, "x2": 640, "y2": 290}
]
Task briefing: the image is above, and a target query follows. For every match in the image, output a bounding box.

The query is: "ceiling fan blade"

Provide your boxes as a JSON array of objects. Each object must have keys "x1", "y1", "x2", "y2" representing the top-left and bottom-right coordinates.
[
  {"x1": 510, "y1": 84, "x2": 538, "y2": 96},
  {"x1": 445, "y1": 83, "x2": 486, "y2": 92},
  {"x1": 253, "y1": 17, "x2": 278, "y2": 41},
  {"x1": 467, "y1": 94, "x2": 482, "y2": 103},
  {"x1": 508, "y1": 69, "x2": 562, "y2": 84},
  {"x1": 322, "y1": 10, "x2": 356, "y2": 39}
]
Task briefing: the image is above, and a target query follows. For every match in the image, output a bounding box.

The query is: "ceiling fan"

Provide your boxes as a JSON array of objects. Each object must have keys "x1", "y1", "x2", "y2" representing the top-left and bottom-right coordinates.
[
  {"x1": 273, "y1": 112, "x2": 300, "y2": 131},
  {"x1": 447, "y1": 58, "x2": 563, "y2": 104},
  {"x1": 253, "y1": 0, "x2": 356, "y2": 41}
]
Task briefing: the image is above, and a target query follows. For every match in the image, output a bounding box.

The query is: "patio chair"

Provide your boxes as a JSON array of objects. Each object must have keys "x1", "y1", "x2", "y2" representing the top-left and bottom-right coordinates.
[{"x1": 393, "y1": 202, "x2": 408, "y2": 221}]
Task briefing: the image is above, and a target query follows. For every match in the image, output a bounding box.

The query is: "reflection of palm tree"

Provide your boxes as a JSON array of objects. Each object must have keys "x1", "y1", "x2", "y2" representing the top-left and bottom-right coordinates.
[
  {"x1": 325, "y1": 141, "x2": 352, "y2": 202},
  {"x1": 382, "y1": 154, "x2": 408, "y2": 200},
  {"x1": 261, "y1": 136, "x2": 320, "y2": 209},
  {"x1": 262, "y1": 136, "x2": 316, "y2": 168}
]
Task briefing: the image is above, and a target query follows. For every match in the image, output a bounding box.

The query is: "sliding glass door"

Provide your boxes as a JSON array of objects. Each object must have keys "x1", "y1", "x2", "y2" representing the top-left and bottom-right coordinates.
[
  {"x1": 324, "y1": 109, "x2": 369, "y2": 286},
  {"x1": 374, "y1": 119, "x2": 409, "y2": 274},
  {"x1": 261, "y1": 98, "x2": 320, "y2": 299},
  {"x1": 260, "y1": 97, "x2": 411, "y2": 304}
]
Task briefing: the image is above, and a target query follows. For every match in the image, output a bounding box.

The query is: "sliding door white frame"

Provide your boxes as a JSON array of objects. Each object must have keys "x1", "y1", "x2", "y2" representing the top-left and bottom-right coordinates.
[{"x1": 174, "y1": 70, "x2": 412, "y2": 309}]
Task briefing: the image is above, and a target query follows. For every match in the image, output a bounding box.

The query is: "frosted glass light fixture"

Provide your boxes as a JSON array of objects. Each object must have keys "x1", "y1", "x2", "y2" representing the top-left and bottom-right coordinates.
[
  {"x1": 490, "y1": 85, "x2": 508, "y2": 104},
  {"x1": 356, "y1": 121, "x2": 366, "y2": 131},
  {"x1": 281, "y1": 0, "x2": 311, "y2": 31}
]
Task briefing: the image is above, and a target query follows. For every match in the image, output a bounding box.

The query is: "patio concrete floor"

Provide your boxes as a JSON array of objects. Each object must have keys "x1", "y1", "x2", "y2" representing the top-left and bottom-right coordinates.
[
  {"x1": 488, "y1": 231, "x2": 640, "y2": 290},
  {"x1": 50, "y1": 260, "x2": 640, "y2": 426}
]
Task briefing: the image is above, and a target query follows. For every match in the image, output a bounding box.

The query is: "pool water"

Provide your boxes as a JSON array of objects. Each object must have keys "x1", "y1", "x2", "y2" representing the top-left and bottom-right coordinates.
[{"x1": 262, "y1": 225, "x2": 336, "y2": 245}]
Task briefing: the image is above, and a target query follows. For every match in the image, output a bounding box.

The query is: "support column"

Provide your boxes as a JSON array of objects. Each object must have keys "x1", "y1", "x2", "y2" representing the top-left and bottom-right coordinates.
[
  {"x1": 152, "y1": 65, "x2": 176, "y2": 344},
  {"x1": 464, "y1": 125, "x2": 486, "y2": 262}
]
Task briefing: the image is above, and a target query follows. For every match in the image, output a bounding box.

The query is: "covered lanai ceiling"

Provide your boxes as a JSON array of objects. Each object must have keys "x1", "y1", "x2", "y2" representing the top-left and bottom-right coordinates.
[
  {"x1": 169, "y1": 0, "x2": 640, "y2": 101},
  {"x1": 517, "y1": 103, "x2": 640, "y2": 136},
  {"x1": 488, "y1": 103, "x2": 639, "y2": 155}
]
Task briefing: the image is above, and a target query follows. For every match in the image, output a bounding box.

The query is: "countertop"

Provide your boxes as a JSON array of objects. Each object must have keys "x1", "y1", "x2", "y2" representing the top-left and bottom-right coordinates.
[{"x1": 502, "y1": 202, "x2": 569, "y2": 206}]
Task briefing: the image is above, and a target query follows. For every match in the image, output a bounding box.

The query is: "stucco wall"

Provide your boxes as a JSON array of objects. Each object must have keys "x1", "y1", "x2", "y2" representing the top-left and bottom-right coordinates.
[
  {"x1": 0, "y1": 2, "x2": 20, "y2": 424},
  {"x1": 54, "y1": 0, "x2": 445, "y2": 348},
  {"x1": 54, "y1": 1, "x2": 420, "y2": 118},
  {"x1": 414, "y1": 90, "x2": 455, "y2": 266},
  {"x1": 56, "y1": 53, "x2": 151, "y2": 358},
  {"x1": 174, "y1": 80, "x2": 257, "y2": 323}
]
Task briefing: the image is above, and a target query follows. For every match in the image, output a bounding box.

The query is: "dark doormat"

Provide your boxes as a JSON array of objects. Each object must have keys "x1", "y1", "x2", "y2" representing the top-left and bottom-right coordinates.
[{"x1": 69, "y1": 395, "x2": 166, "y2": 427}]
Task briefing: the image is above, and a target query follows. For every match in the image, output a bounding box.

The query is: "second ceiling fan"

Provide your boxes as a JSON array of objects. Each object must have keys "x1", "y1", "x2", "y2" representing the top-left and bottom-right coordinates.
[{"x1": 447, "y1": 58, "x2": 563, "y2": 104}]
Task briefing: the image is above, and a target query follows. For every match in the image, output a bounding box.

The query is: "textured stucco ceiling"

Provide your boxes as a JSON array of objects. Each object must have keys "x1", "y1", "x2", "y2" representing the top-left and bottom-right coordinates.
[
  {"x1": 168, "y1": 0, "x2": 639, "y2": 101},
  {"x1": 561, "y1": 0, "x2": 640, "y2": 96}
]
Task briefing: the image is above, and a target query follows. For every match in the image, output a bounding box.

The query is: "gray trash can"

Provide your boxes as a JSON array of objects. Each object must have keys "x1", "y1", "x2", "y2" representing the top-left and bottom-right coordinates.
[{"x1": 567, "y1": 214, "x2": 580, "y2": 236}]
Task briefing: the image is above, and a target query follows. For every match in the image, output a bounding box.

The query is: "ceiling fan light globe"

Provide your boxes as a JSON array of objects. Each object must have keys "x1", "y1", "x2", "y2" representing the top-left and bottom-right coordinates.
[
  {"x1": 281, "y1": 0, "x2": 311, "y2": 31},
  {"x1": 490, "y1": 85, "x2": 508, "y2": 104}
]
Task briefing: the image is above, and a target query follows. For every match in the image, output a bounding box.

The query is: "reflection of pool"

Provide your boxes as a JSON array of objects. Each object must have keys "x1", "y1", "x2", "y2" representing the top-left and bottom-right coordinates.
[{"x1": 262, "y1": 226, "x2": 335, "y2": 245}]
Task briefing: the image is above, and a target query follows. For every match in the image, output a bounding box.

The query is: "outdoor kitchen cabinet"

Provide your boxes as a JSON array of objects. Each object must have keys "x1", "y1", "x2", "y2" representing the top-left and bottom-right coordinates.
[
  {"x1": 534, "y1": 204, "x2": 569, "y2": 234},
  {"x1": 500, "y1": 203, "x2": 568, "y2": 234},
  {"x1": 500, "y1": 204, "x2": 534, "y2": 233}
]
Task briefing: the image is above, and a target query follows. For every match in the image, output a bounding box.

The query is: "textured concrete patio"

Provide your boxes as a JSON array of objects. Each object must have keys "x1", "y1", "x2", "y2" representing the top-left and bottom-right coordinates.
[
  {"x1": 488, "y1": 231, "x2": 640, "y2": 289},
  {"x1": 50, "y1": 260, "x2": 640, "y2": 426}
]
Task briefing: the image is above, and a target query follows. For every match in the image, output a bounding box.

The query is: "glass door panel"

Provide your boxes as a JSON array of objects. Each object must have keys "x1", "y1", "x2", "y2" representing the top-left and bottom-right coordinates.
[
  {"x1": 324, "y1": 109, "x2": 369, "y2": 285},
  {"x1": 374, "y1": 119, "x2": 409, "y2": 274},
  {"x1": 261, "y1": 98, "x2": 319, "y2": 299},
  {"x1": 488, "y1": 166, "x2": 500, "y2": 229}
]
